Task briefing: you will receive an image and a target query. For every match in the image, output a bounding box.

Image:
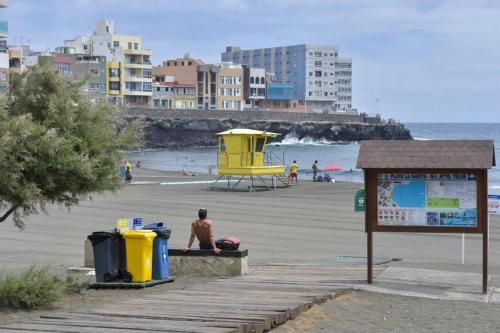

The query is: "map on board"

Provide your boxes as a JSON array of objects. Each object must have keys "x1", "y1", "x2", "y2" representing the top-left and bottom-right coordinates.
[{"x1": 377, "y1": 174, "x2": 477, "y2": 227}]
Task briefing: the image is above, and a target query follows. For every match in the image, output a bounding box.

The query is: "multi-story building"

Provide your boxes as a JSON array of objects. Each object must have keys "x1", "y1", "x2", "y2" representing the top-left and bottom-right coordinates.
[
  {"x1": 153, "y1": 54, "x2": 203, "y2": 85},
  {"x1": 64, "y1": 20, "x2": 153, "y2": 105},
  {"x1": 173, "y1": 82, "x2": 196, "y2": 109},
  {"x1": 152, "y1": 82, "x2": 174, "y2": 109},
  {"x1": 0, "y1": 0, "x2": 8, "y2": 92},
  {"x1": 54, "y1": 53, "x2": 107, "y2": 101},
  {"x1": 217, "y1": 63, "x2": 243, "y2": 110},
  {"x1": 221, "y1": 44, "x2": 352, "y2": 112},
  {"x1": 197, "y1": 64, "x2": 218, "y2": 110},
  {"x1": 243, "y1": 67, "x2": 266, "y2": 109}
]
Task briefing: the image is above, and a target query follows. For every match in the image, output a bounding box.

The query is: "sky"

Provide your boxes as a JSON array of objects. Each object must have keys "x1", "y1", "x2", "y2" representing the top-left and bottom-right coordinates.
[{"x1": 5, "y1": 0, "x2": 500, "y2": 122}]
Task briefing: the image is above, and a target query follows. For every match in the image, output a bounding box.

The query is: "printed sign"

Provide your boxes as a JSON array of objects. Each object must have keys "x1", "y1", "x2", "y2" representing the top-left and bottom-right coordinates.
[
  {"x1": 377, "y1": 174, "x2": 477, "y2": 227},
  {"x1": 354, "y1": 189, "x2": 365, "y2": 212},
  {"x1": 488, "y1": 194, "x2": 500, "y2": 215}
]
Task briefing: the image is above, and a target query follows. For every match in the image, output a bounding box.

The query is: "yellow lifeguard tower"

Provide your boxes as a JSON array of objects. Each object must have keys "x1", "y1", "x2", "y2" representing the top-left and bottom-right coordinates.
[{"x1": 209, "y1": 129, "x2": 288, "y2": 191}]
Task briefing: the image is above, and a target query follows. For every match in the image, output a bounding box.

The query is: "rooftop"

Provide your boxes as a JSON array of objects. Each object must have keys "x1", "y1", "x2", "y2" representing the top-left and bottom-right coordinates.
[
  {"x1": 217, "y1": 129, "x2": 280, "y2": 137},
  {"x1": 356, "y1": 140, "x2": 496, "y2": 169}
]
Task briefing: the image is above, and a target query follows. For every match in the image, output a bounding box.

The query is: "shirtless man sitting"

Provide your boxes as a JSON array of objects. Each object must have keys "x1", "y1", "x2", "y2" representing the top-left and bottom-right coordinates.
[{"x1": 184, "y1": 208, "x2": 221, "y2": 254}]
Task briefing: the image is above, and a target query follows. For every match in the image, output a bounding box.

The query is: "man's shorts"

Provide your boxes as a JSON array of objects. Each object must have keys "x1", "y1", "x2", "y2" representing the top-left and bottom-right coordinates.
[{"x1": 290, "y1": 172, "x2": 297, "y2": 178}]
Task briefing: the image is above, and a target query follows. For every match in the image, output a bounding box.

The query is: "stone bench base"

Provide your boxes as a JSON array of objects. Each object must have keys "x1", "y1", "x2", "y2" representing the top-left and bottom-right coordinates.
[
  {"x1": 83, "y1": 240, "x2": 248, "y2": 278},
  {"x1": 168, "y1": 249, "x2": 248, "y2": 277}
]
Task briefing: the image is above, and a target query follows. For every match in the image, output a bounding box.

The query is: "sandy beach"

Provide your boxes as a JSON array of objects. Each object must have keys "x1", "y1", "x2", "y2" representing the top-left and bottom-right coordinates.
[{"x1": 1, "y1": 168, "x2": 499, "y2": 331}]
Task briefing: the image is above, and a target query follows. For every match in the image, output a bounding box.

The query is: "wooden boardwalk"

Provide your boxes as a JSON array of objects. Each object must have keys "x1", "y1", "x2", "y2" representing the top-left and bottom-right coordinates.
[{"x1": 0, "y1": 265, "x2": 380, "y2": 333}]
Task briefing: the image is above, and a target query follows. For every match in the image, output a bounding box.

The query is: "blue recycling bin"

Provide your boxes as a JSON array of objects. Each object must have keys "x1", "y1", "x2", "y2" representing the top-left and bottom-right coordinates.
[{"x1": 142, "y1": 222, "x2": 171, "y2": 280}]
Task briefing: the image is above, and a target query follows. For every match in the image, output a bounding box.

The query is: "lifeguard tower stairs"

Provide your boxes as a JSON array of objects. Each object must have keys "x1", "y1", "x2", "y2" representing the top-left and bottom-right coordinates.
[{"x1": 209, "y1": 129, "x2": 291, "y2": 191}]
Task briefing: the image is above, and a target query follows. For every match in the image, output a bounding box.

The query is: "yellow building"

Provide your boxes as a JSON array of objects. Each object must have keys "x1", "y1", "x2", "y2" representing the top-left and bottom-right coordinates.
[
  {"x1": 65, "y1": 21, "x2": 152, "y2": 106},
  {"x1": 211, "y1": 129, "x2": 287, "y2": 191},
  {"x1": 173, "y1": 82, "x2": 196, "y2": 109},
  {"x1": 106, "y1": 61, "x2": 124, "y2": 103}
]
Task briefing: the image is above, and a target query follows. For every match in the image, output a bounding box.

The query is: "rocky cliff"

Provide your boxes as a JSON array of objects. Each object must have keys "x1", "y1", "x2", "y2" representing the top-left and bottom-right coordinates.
[{"x1": 133, "y1": 117, "x2": 412, "y2": 149}]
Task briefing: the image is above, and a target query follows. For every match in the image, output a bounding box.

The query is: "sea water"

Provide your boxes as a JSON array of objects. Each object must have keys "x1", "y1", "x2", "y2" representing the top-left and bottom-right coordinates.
[{"x1": 124, "y1": 123, "x2": 500, "y2": 188}]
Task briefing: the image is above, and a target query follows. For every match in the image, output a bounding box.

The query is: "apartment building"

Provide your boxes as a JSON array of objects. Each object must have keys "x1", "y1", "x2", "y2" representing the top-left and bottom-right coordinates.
[
  {"x1": 197, "y1": 64, "x2": 218, "y2": 110},
  {"x1": 54, "y1": 53, "x2": 107, "y2": 101},
  {"x1": 0, "y1": 0, "x2": 8, "y2": 92},
  {"x1": 243, "y1": 67, "x2": 266, "y2": 109},
  {"x1": 153, "y1": 54, "x2": 203, "y2": 85},
  {"x1": 221, "y1": 44, "x2": 352, "y2": 112},
  {"x1": 217, "y1": 63, "x2": 244, "y2": 110},
  {"x1": 152, "y1": 82, "x2": 174, "y2": 109},
  {"x1": 64, "y1": 20, "x2": 153, "y2": 105}
]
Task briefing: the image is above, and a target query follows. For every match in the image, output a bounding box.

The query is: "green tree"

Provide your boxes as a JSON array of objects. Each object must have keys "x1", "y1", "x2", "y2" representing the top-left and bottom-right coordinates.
[{"x1": 0, "y1": 65, "x2": 142, "y2": 228}]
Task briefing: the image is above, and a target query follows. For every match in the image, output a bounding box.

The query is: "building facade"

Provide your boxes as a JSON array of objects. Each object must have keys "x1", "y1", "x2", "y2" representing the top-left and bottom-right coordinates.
[
  {"x1": 243, "y1": 67, "x2": 266, "y2": 109},
  {"x1": 197, "y1": 64, "x2": 218, "y2": 110},
  {"x1": 217, "y1": 63, "x2": 244, "y2": 110},
  {"x1": 152, "y1": 82, "x2": 174, "y2": 109},
  {"x1": 221, "y1": 44, "x2": 352, "y2": 112},
  {"x1": 0, "y1": 0, "x2": 8, "y2": 92},
  {"x1": 64, "y1": 20, "x2": 152, "y2": 105},
  {"x1": 153, "y1": 54, "x2": 203, "y2": 85},
  {"x1": 54, "y1": 53, "x2": 107, "y2": 101}
]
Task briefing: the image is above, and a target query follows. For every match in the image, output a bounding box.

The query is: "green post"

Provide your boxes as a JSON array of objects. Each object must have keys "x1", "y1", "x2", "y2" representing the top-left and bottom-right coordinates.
[{"x1": 354, "y1": 188, "x2": 365, "y2": 212}]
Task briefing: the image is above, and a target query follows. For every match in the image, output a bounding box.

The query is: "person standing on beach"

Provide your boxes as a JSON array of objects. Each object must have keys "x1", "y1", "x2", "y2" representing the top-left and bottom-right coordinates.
[
  {"x1": 312, "y1": 160, "x2": 319, "y2": 182},
  {"x1": 288, "y1": 160, "x2": 299, "y2": 184},
  {"x1": 184, "y1": 208, "x2": 221, "y2": 254},
  {"x1": 124, "y1": 161, "x2": 132, "y2": 183}
]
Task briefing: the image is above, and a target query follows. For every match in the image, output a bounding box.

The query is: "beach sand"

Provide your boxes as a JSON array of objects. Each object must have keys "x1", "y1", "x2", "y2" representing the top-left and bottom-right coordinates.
[{"x1": 1, "y1": 168, "x2": 499, "y2": 330}]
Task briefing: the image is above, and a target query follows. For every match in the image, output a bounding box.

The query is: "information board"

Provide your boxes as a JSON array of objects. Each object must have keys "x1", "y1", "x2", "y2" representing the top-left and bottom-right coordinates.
[
  {"x1": 377, "y1": 173, "x2": 477, "y2": 227},
  {"x1": 488, "y1": 194, "x2": 500, "y2": 214}
]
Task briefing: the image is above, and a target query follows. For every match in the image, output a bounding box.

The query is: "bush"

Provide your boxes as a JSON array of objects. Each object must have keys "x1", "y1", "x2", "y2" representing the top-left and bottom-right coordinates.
[{"x1": 0, "y1": 266, "x2": 67, "y2": 309}]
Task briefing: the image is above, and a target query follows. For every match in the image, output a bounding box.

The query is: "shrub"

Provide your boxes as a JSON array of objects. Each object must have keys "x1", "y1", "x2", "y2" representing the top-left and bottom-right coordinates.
[{"x1": 0, "y1": 266, "x2": 67, "y2": 309}]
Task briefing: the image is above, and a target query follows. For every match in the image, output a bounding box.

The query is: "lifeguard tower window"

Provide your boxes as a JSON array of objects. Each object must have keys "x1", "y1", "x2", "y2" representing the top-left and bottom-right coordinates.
[
  {"x1": 256, "y1": 138, "x2": 265, "y2": 152},
  {"x1": 219, "y1": 138, "x2": 226, "y2": 152}
]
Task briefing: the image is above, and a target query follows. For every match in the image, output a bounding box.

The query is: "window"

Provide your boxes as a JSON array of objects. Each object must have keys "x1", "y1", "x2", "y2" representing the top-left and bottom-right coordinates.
[
  {"x1": 220, "y1": 76, "x2": 225, "y2": 84},
  {"x1": 109, "y1": 68, "x2": 120, "y2": 77},
  {"x1": 128, "y1": 42, "x2": 132, "y2": 50},
  {"x1": 109, "y1": 82, "x2": 120, "y2": 90},
  {"x1": 324, "y1": 92, "x2": 328, "y2": 96},
  {"x1": 134, "y1": 43, "x2": 139, "y2": 50},
  {"x1": 314, "y1": 81, "x2": 322, "y2": 87},
  {"x1": 309, "y1": 72, "x2": 313, "y2": 77},
  {"x1": 143, "y1": 69, "x2": 152, "y2": 78},
  {"x1": 113, "y1": 41, "x2": 119, "y2": 48},
  {"x1": 314, "y1": 61, "x2": 322, "y2": 67},
  {"x1": 314, "y1": 51, "x2": 322, "y2": 57},
  {"x1": 90, "y1": 69, "x2": 99, "y2": 76},
  {"x1": 255, "y1": 138, "x2": 265, "y2": 152},
  {"x1": 315, "y1": 71, "x2": 322, "y2": 77},
  {"x1": 129, "y1": 68, "x2": 136, "y2": 76},
  {"x1": 250, "y1": 76, "x2": 254, "y2": 84},
  {"x1": 308, "y1": 91, "x2": 312, "y2": 96}
]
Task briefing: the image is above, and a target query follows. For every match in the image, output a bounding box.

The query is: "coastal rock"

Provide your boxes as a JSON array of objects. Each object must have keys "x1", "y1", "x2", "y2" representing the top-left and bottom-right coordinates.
[{"x1": 131, "y1": 116, "x2": 412, "y2": 148}]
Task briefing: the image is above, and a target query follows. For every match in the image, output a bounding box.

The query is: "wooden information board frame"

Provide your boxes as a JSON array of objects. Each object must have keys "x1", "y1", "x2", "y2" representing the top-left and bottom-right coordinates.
[{"x1": 357, "y1": 140, "x2": 495, "y2": 294}]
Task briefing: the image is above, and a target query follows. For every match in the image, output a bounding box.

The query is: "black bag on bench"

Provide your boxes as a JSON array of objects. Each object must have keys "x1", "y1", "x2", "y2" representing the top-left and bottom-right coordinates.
[{"x1": 216, "y1": 237, "x2": 240, "y2": 251}]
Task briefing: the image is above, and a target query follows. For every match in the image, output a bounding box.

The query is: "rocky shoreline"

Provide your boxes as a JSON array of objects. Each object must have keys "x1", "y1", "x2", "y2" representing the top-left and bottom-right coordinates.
[{"x1": 134, "y1": 116, "x2": 412, "y2": 149}]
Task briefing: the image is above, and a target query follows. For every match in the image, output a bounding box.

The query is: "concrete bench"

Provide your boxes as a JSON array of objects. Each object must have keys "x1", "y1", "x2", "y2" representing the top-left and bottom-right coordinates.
[
  {"x1": 82, "y1": 240, "x2": 248, "y2": 278},
  {"x1": 168, "y1": 248, "x2": 248, "y2": 277}
]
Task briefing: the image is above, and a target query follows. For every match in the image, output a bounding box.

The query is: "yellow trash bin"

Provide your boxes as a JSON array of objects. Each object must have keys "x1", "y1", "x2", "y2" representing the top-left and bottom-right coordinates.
[{"x1": 122, "y1": 230, "x2": 156, "y2": 283}]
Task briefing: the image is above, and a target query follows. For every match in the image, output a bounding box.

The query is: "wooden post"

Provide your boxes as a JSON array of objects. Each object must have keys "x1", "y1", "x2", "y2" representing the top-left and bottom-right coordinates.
[
  {"x1": 368, "y1": 229, "x2": 373, "y2": 284},
  {"x1": 483, "y1": 170, "x2": 488, "y2": 293}
]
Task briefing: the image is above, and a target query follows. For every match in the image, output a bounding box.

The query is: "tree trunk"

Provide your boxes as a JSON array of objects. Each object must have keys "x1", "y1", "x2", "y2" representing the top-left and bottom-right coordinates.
[{"x1": 0, "y1": 205, "x2": 18, "y2": 223}]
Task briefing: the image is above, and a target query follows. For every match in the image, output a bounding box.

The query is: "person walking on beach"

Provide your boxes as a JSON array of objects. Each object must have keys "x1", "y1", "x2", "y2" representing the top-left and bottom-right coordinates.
[
  {"x1": 312, "y1": 160, "x2": 319, "y2": 182},
  {"x1": 288, "y1": 160, "x2": 299, "y2": 184},
  {"x1": 184, "y1": 208, "x2": 221, "y2": 254}
]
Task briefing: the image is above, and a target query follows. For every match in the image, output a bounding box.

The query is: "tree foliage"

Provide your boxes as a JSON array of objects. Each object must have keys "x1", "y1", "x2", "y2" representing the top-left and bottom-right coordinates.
[{"x1": 0, "y1": 65, "x2": 142, "y2": 228}]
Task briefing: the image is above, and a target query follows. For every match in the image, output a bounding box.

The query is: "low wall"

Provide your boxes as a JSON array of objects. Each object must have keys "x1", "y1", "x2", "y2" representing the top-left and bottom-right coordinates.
[{"x1": 124, "y1": 108, "x2": 382, "y2": 124}]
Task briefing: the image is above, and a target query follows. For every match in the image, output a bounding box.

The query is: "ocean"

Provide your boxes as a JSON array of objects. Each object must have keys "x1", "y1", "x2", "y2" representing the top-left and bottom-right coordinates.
[{"x1": 124, "y1": 123, "x2": 500, "y2": 189}]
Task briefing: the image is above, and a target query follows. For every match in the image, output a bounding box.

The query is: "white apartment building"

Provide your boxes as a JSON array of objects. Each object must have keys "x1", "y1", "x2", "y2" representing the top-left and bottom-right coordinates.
[
  {"x1": 64, "y1": 20, "x2": 153, "y2": 105},
  {"x1": 222, "y1": 44, "x2": 353, "y2": 112}
]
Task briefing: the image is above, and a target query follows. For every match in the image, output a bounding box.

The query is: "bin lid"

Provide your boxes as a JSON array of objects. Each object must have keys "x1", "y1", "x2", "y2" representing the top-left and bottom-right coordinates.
[
  {"x1": 123, "y1": 230, "x2": 156, "y2": 239},
  {"x1": 87, "y1": 231, "x2": 115, "y2": 241},
  {"x1": 142, "y1": 222, "x2": 171, "y2": 239}
]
